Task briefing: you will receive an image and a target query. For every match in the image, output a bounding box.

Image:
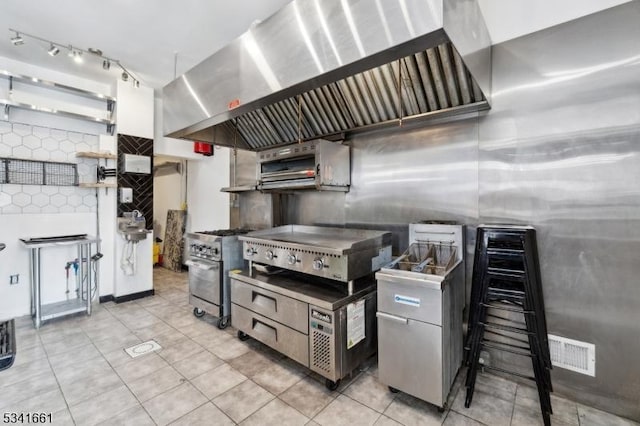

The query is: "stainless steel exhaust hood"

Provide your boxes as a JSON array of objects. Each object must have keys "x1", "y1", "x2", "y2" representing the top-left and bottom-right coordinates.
[{"x1": 163, "y1": 0, "x2": 491, "y2": 151}]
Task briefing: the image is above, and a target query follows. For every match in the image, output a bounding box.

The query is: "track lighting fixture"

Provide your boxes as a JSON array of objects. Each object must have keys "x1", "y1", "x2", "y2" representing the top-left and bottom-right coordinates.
[
  {"x1": 8, "y1": 28, "x2": 141, "y2": 88},
  {"x1": 47, "y1": 44, "x2": 60, "y2": 56},
  {"x1": 11, "y1": 32, "x2": 24, "y2": 46}
]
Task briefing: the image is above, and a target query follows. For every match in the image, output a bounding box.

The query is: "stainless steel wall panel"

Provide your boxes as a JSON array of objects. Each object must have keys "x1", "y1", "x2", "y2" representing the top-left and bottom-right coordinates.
[
  {"x1": 345, "y1": 119, "x2": 479, "y2": 226},
  {"x1": 284, "y1": 192, "x2": 346, "y2": 226},
  {"x1": 478, "y1": 2, "x2": 640, "y2": 420}
]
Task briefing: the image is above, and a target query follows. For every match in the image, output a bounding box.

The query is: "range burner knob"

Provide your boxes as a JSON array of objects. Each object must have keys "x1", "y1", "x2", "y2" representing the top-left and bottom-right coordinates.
[
  {"x1": 312, "y1": 257, "x2": 325, "y2": 270},
  {"x1": 265, "y1": 250, "x2": 275, "y2": 260},
  {"x1": 212, "y1": 247, "x2": 220, "y2": 255},
  {"x1": 245, "y1": 247, "x2": 257, "y2": 257},
  {"x1": 287, "y1": 253, "x2": 298, "y2": 265}
]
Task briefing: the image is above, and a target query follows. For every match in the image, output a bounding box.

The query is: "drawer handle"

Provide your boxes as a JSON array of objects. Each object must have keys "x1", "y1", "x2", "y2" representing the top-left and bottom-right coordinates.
[
  {"x1": 252, "y1": 291, "x2": 277, "y2": 312},
  {"x1": 252, "y1": 318, "x2": 278, "y2": 341},
  {"x1": 376, "y1": 312, "x2": 408, "y2": 324}
]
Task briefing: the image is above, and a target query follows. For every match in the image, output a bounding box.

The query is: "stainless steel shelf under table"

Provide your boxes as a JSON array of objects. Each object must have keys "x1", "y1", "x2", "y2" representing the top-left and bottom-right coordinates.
[{"x1": 20, "y1": 235, "x2": 100, "y2": 329}]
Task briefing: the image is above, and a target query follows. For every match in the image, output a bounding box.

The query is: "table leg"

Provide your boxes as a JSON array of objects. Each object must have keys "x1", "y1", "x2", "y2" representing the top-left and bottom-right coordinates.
[
  {"x1": 87, "y1": 244, "x2": 92, "y2": 315},
  {"x1": 33, "y1": 248, "x2": 41, "y2": 329}
]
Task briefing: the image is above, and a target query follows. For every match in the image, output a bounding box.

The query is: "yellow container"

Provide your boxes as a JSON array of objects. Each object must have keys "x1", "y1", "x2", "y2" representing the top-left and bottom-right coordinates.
[{"x1": 153, "y1": 242, "x2": 161, "y2": 264}]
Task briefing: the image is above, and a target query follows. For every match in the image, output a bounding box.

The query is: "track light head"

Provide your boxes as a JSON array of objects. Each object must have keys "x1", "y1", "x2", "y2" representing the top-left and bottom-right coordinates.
[
  {"x1": 48, "y1": 44, "x2": 60, "y2": 56},
  {"x1": 11, "y1": 33, "x2": 24, "y2": 46},
  {"x1": 134, "y1": 80, "x2": 140, "y2": 88},
  {"x1": 121, "y1": 72, "x2": 129, "y2": 82},
  {"x1": 102, "y1": 60, "x2": 111, "y2": 70},
  {"x1": 72, "y1": 50, "x2": 83, "y2": 63}
]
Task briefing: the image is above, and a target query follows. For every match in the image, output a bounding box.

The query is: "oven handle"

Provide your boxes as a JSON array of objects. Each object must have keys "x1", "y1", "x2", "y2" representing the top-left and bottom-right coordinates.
[
  {"x1": 185, "y1": 260, "x2": 219, "y2": 271},
  {"x1": 376, "y1": 312, "x2": 409, "y2": 324}
]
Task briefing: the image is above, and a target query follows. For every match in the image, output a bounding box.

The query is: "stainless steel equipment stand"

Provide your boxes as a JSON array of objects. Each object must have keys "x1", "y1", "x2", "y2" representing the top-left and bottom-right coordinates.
[{"x1": 21, "y1": 236, "x2": 100, "y2": 329}]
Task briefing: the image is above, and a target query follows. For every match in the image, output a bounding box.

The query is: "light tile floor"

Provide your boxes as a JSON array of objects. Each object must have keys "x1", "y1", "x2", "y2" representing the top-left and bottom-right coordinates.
[{"x1": 1, "y1": 267, "x2": 638, "y2": 426}]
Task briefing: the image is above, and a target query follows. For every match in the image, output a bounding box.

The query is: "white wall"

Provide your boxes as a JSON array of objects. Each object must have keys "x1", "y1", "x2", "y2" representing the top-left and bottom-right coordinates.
[
  {"x1": 478, "y1": 0, "x2": 632, "y2": 44},
  {"x1": 153, "y1": 96, "x2": 205, "y2": 159},
  {"x1": 186, "y1": 147, "x2": 231, "y2": 233},
  {"x1": 116, "y1": 80, "x2": 154, "y2": 139},
  {"x1": 113, "y1": 80, "x2": 154, "y2": 298},
  {"x1": 97, "y1": 135, "x2": 117, "y2": 297},
  {"x1": 153, "y1": 158, "x2": 184, "y2": 242},
  {"x1": 0, "y1": 57, "x2": 115, "y2": 320}
]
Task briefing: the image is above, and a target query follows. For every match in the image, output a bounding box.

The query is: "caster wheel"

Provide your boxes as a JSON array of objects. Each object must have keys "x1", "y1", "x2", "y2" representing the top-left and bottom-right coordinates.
[
  {"x1": 388, "y1": 386, "x2": 399, "y2": 394},
  {"x1": 237, "y1": 331, "x2": 250, "y2": 341},
  {"x1": 193, "y1": 308, "x2": 205, "y2": 318},
  {"x1": 438, "y1": 403, "x2": 447, "y2": 413},
  {"x1": 325, "y1": 379, "x2": 340, "y2": 391},
  {"x1": 218, "y1": 317, "x2": 229, "y2": 329}
]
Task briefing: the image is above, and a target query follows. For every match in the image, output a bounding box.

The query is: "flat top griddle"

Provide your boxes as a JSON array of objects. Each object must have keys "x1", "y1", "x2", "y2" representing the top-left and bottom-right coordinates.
[{"x1": 240, "y1": 225, "x2": 391, "y2": 255}]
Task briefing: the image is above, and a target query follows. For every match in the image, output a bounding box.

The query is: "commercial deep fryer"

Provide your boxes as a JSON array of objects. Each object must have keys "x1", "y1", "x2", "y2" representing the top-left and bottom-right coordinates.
[{"x1": 375, "y1": 223, "x2": 465, "y2": 408}]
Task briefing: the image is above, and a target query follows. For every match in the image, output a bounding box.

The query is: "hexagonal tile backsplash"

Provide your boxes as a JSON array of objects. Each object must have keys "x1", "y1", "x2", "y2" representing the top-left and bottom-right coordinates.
[{"x1": 0, "y1": 120, "x2": 99, "y2": 214}]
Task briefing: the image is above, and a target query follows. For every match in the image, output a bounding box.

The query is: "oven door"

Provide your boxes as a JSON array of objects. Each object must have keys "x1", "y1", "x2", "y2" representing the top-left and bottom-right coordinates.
[{"x1": 186, "y1": 259, "x2": 222, "y2": 306}]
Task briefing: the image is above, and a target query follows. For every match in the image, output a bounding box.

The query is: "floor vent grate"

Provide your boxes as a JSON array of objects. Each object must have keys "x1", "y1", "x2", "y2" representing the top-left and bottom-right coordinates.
[
  {"x1": 124, "y1": 340, "x2": 162, "y2": 358},
  {"x1": 548, "y1": 334, "x2": 595, "y2": 376}
]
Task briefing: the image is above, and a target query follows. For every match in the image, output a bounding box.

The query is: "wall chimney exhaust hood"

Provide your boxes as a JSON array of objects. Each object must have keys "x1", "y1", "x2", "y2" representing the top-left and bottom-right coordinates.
[{"x1": 163, "y1": 0, "x2": 491, "y2": 151}]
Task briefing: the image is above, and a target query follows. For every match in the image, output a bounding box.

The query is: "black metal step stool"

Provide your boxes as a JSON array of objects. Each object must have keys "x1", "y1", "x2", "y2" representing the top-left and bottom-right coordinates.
[
  {"x1": 0, "y1": 319, "x2": 16, "y2": 371},
  {"x1": 464, "y1": 225, "x2": 553, "y2": 426}
]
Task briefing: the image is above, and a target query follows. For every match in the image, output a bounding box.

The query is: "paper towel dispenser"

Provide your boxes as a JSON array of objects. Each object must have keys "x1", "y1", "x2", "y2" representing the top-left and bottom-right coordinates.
[{"x1": 123, "y1": 154, "x2": 151, "y2": 174}]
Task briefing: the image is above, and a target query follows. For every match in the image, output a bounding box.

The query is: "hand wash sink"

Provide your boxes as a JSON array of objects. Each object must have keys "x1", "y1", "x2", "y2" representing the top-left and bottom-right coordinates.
[{"x1": 117, "y1": 214, "x2": 151, "y2": 243}]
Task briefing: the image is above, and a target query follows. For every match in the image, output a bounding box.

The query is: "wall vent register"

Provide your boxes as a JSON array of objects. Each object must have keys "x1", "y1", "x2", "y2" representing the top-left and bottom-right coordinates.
[{"x1": 548, "y1": 334, "x2": 595, "y2": 377}]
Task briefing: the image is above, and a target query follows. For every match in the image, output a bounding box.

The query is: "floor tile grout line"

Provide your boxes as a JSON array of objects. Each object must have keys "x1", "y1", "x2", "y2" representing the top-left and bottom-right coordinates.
[
  {"x1": 38, "y1": 330, "x2": 77, "y2": 425},
  {"x1": 276, "y1": 390, "x2": 322, "y2": 422},
  {"x1": 509, "y1": 384, "x2": 518, "y2": 425},
  {"x1": 168, "y1": 400, "x2": 234, "y2": 426},
  {"x1": 108, "y1": 339, "x2": 178, "y2": 425},
  {"x1": 209, "y1": 378, "x2": 276, "y2": 424}
]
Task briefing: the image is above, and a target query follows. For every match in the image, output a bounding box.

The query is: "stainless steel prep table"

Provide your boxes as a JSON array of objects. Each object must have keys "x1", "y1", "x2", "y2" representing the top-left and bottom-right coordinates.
[{"x1": 20, "y1": 235, "x2": 100, "y2": 328}]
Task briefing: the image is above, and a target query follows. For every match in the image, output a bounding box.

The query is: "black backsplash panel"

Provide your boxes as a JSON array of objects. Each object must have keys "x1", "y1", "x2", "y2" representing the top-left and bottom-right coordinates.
[{"x1": 117, "y1": 134, "x2": 153, "y2": 229}]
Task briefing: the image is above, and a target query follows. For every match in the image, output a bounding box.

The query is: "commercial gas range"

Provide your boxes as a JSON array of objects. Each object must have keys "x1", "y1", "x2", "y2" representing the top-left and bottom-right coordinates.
[
  {"x1": 375, "y1": 223, "x2": 466, "y2": 409},
  {"x1": 185, "y1": 228, "x2": 251, "y2": 329},
  {"x1": 232, "y1": 225, "x2": 392, "y2": 390}
]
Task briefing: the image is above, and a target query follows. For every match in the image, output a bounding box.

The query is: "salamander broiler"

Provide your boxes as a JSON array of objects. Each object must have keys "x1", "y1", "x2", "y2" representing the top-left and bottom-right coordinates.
[{"x1": 232, "y1": 225, "x2": 392, "y2": 390}]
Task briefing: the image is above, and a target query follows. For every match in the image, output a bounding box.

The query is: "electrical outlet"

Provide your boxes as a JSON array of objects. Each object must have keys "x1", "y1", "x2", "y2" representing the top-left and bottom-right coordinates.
[{"x1": 9, "y1": 274, "x2": 19, "y2": 285}]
